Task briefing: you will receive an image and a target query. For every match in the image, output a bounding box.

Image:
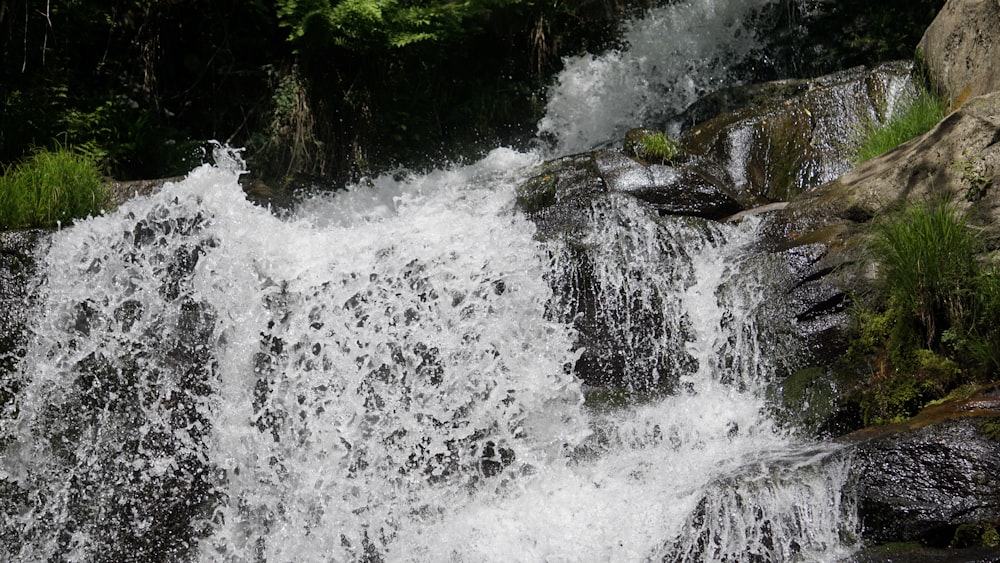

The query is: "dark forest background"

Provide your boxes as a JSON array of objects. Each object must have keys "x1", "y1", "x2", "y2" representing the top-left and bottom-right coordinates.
[{"x1": 0, "y1": 0, "x2": 945, "y2": 187}]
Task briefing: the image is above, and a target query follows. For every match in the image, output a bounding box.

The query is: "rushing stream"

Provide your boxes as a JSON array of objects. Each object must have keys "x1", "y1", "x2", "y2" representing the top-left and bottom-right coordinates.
[{"x1": 2, "y1": 0, "x2": 862, "y2": 561}]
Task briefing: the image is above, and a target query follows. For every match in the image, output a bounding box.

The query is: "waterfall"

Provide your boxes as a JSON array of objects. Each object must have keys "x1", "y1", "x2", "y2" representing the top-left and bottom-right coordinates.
[
  {"x1": 0, "y1": 0, "x2": 863, "y2": 561},
  {"x1": 537, "y1": 0, "x2": 778, "y2": 155}
]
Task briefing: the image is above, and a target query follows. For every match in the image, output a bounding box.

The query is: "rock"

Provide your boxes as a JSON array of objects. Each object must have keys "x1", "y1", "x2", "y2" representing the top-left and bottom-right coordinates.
[
  {"x1": 918, "y1": 0, "x2": 1000, "y2": 104},
  {"x1": 0, "y1": 230, "x2": 50, "y2": 408},
  {"x1": 674, "y1": 61, "x2": 916, "y2": 204},
  {"x1": 593, "y1": 149, "x2": 744, "y2": 219},
  {"x1": 781, "y1": 90, "x2": 1000, "y2": 251},
  {"x1": 106, "y1": 177, "x2": 182, "y2": 207},
  {"x1": 847, "y1": 388, "x2": 1000, "y2": 547},
  {"x1": 850, "y1": 543, "x2": 1000, "y2": 562}
]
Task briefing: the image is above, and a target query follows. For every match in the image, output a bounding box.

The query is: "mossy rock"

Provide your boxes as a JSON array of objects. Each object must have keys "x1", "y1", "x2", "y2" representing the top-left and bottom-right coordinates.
[
  {"x1": 516, "y1": 153, "x2": 605, "y2": 214},
  {"x1": 776, "y1": 365, "x2": 863, "y2": 437},
  {"x1": 676, "y1": 61, "x2": 915, "y2": 204}
]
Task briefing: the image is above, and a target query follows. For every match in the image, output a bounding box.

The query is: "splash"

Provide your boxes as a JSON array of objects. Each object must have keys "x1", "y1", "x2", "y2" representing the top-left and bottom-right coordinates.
[
  {"x1": 538, "y1": 0, "x2": 778, "y2": 155},
  {"x1": 0, "y1": 0, "x2": 864, "y2": 559}
]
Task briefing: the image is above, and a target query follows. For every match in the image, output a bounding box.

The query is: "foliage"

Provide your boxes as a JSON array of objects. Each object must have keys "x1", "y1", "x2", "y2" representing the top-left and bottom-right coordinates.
[
  {"x1": 277, "y1": 0, "x2": 469, "y2": 51},
  {"x1": 1, "y1": 0, "x2": 284, "y2": 180},
  {"x1": 873, "y1": 202, "x2": 978, "y2": 348},
  {"x1": 854, "y1": 87, "x2": 947, "y2": 164},
  {"x1": 773, "y1": 0, "x2": 946, "y2": 78},
  {"x1": 850, "y1": 203, "x2": 1000, "y2": 424},
  {"x1": 637, "y1": 132, "x2": 681, "y2": 164},
  {"x1": 249, "y1": 67, "x2": 327, "y2": 181},
  {"x1": 0, "y1": 148, "x2": 110, "y2": 230},
  {"x1": 952, "y1": 520, "x2": 1000, "y2": 549}
]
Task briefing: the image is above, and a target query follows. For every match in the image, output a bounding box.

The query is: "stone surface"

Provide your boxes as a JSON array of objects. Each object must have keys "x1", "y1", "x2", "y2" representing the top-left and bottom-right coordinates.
[
  {"x1": 781, "y1": 90, "x2": 1000, "y2": 253},
  {"x1": 918, "y1": 0, "x2": 1000, "y2": 103},
  {"x1": 0, "y1": 230, "x2": 49, "y2": 408},
  {"x1": 673, "y1": 61, "x2": 916, "y2": 204},
  {"x1": 847, "y1": 387, "x2": 1000, "y2": 546}
]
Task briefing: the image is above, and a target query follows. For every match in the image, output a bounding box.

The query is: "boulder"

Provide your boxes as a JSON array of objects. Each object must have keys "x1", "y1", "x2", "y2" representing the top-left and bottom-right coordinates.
[
  {"x1": 781, "y1": 90, "x2": 1000, "y2": 252},
  {"x1": 671, "y1": 61, "x2": 916, "y2": 203},
  {"x1": 847, "y1": 385, "x2": 1000, "y2": 548},
  {"x1": 918, "y1": 0, "x2": 1000, "y2": 103}
]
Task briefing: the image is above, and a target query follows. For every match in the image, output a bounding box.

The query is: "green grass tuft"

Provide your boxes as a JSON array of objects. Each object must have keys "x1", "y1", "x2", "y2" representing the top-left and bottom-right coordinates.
[
  {"x1": 852, "y1": 203, "x2": 1000, "y2": 424},
  {"x1": 637, "y1": 131, "x2": 680, "y2": 164},
  {"x1": 0, "y1": 149, "x2": 111, "y2": 230},
  {"x1": 854, "y1": 88, "x2": 947, "y2": 164}
]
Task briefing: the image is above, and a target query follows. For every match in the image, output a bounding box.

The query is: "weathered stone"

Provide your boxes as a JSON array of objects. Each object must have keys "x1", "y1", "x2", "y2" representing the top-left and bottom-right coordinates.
[
  {"x1": 106, "y1": 177, "x2": 181, "y2": 207},
  {"x1": 594, "y1": 149, "x2": 744, "y2": 219},
  {"x1": 782, "y1": 90, "x2": 1000, "y2": 251},
  {"x1": 0, "y1": 230, "x2": 49, "y2": 412},
  {"x1": 516, "y1": 152, "x2": 608, "y2": 244},
  {"x1": 847, "y1": 389, "x2": 1000, "y2": 546},
  {"x1": 850, "y1": 542, "x2": 1000, "y2": 562},
  {"x1": 675, "y1": 61, "x2": 916, "y2": 204},
  {"x1": 918, "y1": 0, "x2": 1000, "y2": 103}
]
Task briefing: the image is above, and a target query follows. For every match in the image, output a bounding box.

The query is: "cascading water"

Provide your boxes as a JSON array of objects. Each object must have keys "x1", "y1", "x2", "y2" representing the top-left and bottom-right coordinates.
[
  {"x1": 537, "y1": 0, "x2": 779, "y2": 154},
  {"x1": 1, "y1": 1, "x2": 863, "y2": 561}
]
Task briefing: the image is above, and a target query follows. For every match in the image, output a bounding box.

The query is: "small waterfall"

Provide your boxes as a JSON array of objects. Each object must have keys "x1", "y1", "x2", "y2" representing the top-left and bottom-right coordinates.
[
  {"x1": 0, "y1": 1, "x2": 865, "y2": 560},
  {"x1": 0, "y1": 146, "x2": 860, "y2": 562},
  {"x1": 537, "y1": 0, "x2": 779, "y2": 155}
]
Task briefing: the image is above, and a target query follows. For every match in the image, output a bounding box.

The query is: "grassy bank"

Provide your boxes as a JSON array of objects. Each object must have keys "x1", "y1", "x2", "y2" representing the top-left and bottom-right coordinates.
[
  {"x1": 0, "y1": 149, "x2": 110, "y2": 231},
  {"x1": 849, "y1": 203, "x2": 1000, "y2": 424},
  {"x1": 854, "y1": 87, "x2": 947, "y2": 164}
]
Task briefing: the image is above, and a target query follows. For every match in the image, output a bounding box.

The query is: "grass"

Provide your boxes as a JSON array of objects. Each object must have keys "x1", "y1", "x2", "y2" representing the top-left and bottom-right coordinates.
[
  {"x1": 851, "y1": 202, "x2": 1000, "y2": 424},
  {"x1": 873, "y1": 202, "x2": 979, "y2": 348},
  {"x1": 0, "y1": 148, "x2": 111, "y2": 230},
  {"x1": 854, "y1": 87, "x2": 947, "y2": 164}
]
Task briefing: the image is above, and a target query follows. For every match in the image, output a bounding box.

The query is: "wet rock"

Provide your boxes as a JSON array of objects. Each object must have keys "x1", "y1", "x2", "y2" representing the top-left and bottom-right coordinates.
[
  {"x1": 593, "y1": 149, "x2": 743, "y2": 220},
  {"x1": 673, "y1": 61, "x2": 916, "y2": 204},
  {"x1": 516, "y1": 151, "x2": 608, "y2": 244},
  {"x1": 106, "y1": 177, "x2": 181, "y2": 207},
  {"x1": 781, "y1": 90, "x2": 1000, "y2": 251},
  {"x1": 517, "y1": 148, "x2": 744, "y2": 231},
  {"x1": 850, "y1": 543, "x2": 1000, "y2": 563},
  {"x1": 918, "y1": 0, "x2": 1000, "y2": 103},
  {"x1": 0, "y1": 230, "x2": 50, "y2": 403},
  {"x1": 847, "y1": 389, "x2": 1000, "y2": 547}
]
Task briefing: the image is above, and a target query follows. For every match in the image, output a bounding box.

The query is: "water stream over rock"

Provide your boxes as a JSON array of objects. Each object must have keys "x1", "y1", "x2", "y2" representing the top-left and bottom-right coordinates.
[{"x1": 1, "y1": 0, "x2": 868, "y2": 560}]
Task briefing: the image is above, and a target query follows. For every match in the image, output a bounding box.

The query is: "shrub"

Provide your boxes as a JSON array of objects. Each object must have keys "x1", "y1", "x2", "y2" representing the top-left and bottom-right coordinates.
[
  {"x1": 0, "y1": 149, "x2": 110, "y2": 230},
  {"x1": 852, "y1": 202, "x2": 1000, "y2": 424},
  {"x1": 625, "y1": 130, "x2": 681, "y2": 164},
  {"x1": 854, "y1": 87, "x2": 947, "y2": 164},
  {"x1": 873, "y1": 202, "x2": 979, "y2": 349}
]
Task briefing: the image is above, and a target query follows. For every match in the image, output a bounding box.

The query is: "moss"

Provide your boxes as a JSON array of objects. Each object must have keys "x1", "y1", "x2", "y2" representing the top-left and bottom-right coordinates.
[
  {"x1": 583, "y1": 386, "x2": 633, "y2": 411},
  {"x1": 952, "y1": 521, "x2": 1000, "y2": 548},
  {"x1": 624, "y1": 129, "x2": 681, "y2": 165},
  {"x1": 514, "y1": 153, "x2": 604, "y2": 216},
  {"x1": 983, "y1": 526, "x2": 1000, "y2": 548},
  {"x1": 516, "y1": 172, "x2": 558, "y2": 214},
  {"x1": 780, "y1": 367, "x2": 836, "y2": 429},
  {"x1": 923, "y1": 382, "x2": 979, "y2": 407},
  {"x1": 978, "y1": 418, "x2": 1000, "y2": 443}
]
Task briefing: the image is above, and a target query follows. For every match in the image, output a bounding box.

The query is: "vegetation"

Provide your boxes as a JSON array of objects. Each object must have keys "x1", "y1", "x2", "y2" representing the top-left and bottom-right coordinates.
[
  {"x1": 853, "y1": 87, "x2": 947, "y2": 164},
  {"x1": 635, "y1": 131, "x2": 681, "y2": 164},
  {"x1": 0, "y1": 0, "x2": 951, "y2": 189},
  {"x1": 848, "y1": 203, "x2": 1000, "y2": 424},
  {"x1": 771, "y1": 0, "x2": 946, "y2": 78},
  {"x1": 0, "y1": 148, "x2": 110, "y2": 230},
  {"x1": 1, "y1": 0, "x2": 637, "y2": 186}
]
